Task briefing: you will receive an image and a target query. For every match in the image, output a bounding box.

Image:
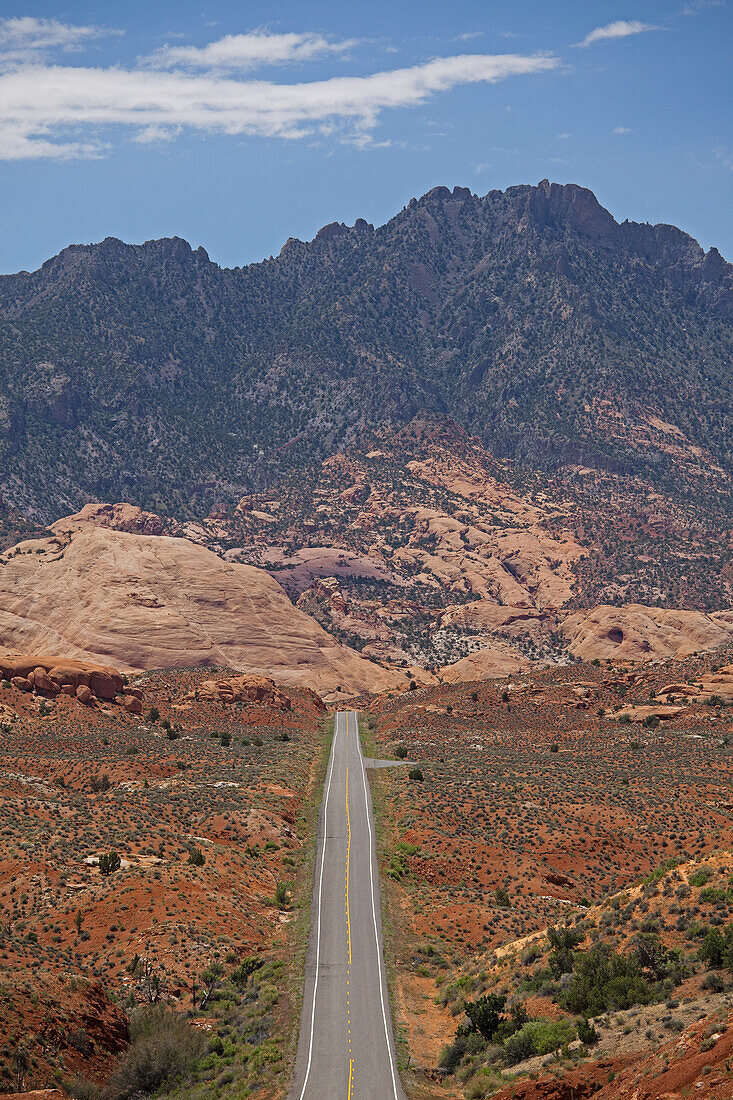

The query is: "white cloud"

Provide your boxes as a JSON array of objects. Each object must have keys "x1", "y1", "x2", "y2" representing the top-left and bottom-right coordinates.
[
  {"x1": 146, "y1": 30, "x2": 356, "y2": 71},
  {"x1": 0, "y1": 50, "x2": 558, "y2": 160},
  {"x1": 0, "y1": 16, "x2": 119, "y2": 63},
  {"x1": 576, "y1": 20, "x2": 658, "y2": 47},
  {"x1": 713, "y1": 146, "x2": 733, "y2": 170},
  {"x1": 613, "y1": 125, "x2": 632, "y2": 134},
  {"x1": 681, "y1": 0, "x2": 725, "y2": 14}
]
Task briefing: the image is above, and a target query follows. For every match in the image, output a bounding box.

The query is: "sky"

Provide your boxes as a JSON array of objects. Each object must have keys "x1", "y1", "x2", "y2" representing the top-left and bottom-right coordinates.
[{"x1": 0, "y1": 0, "x2": 731, "y2": 275}]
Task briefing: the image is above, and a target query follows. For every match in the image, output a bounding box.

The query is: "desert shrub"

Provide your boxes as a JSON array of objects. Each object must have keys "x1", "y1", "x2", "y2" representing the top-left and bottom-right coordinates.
[
  {"x1": 145, "y1": 707, "x2": 159, "y2": 723},
  {"x1": 408, "y1": 767, "x2": 423, "y2": 781},
  {"x1": 67, "y1": 1074, "x2": 100, "y2": 1100},
  {"x1": 99, "y1": 851, "x2": 121, "y2": 876},
  {"x1": 107, "y1": 1005, "x2": 204, "y2": 1099},
  {"x1": 274, "y1": 881, "x2": 290, "y2": 908},
  {"x1": 549, "y1": 743, "x2": 559, "y2": 753},
  {"x1": 438, "y1": 1033, "x2": 467, "y2": 1073},
  {"x1": 187, "y1": 847, "x2": 205, "y2": 867},
  {"x1": 495, "y1": 885, "x2": 511, "y2": 908},
  {"x1": 503, "y1": 1018, "x2": 576, "y2": 1064},
  {"x1": 394, "y1": 743, "x2": 407, "y2": 759},
  {"x1": 548, "y1": 924, "x2": 584, "y2": 977},
  {"x1": 698, "y1": 925, "x2": 733, "y2": 970},
  {"x1": 632, "y1": 933, "x2": 685, "y2": 982},
  {"x1": 689, "y1": 867, "x2": 712, "y2": 888},
  {"x1": 577, "y1": 1017, "x2": 599, "y2": 1045},
  {"x1": 463, "y1": 993, "x2": 506, "y2": 1040},
  {"x1": 559, "y1": 944, "x2": 653, "y2": 1016},
  {"x1": 644, "y1": 859, "x2": 680, "y2": 886},
  {"x1": 231, "y1": 956, "x2": 265, "y2": 987},
  {"x1": 699, "y1": 886, "x2": 733, "y2": 906}
]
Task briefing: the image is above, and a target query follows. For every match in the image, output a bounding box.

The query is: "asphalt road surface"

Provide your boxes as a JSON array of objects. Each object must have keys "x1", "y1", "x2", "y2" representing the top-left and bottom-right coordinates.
[{"x1": 289, "y1": 710, "x2": 407, "y2": 1100}]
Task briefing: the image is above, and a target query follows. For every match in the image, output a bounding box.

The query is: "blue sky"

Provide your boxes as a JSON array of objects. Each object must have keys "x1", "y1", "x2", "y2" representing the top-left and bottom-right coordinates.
[{"x1": 0, "y1": 0, "x2": 731, "y2": 274}]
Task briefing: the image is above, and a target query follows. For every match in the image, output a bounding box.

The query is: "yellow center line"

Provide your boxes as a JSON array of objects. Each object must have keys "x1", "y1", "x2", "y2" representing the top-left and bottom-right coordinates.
[{"x1": 346, "y1": 712, "x2": 353, "y2": 1098}]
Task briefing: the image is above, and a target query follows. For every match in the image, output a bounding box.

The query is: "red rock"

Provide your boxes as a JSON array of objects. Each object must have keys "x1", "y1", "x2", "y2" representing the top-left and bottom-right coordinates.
[
  {"x1": 10, "y1": 676, "x2": 31, "y2": 692},
  {"x1": 122, "y1": 694, "x2": 143, "y2": 715},
  {"x1": 48, "y1": 664, "x2": 90, "y2": 690},
  {"x1": 60, "y1": 684, "x2": 75, "y2": 696},
  {"x1": 33, "y1": 667, "x2": 60, "y2": 695},
  {"x1": 76, "y1": 684, "x2": 92, "y2": 704},
  {"x1": 89, "y1": 669, "x2": 123, "y2": 700},
  {"x1": 193, "y1": 674, "x2": 294, "y2": 711}
]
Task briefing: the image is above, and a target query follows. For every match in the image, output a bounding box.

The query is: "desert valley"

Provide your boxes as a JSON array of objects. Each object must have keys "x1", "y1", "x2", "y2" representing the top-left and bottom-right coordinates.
[{"x1": 2, "y1": 151, "x2": 733, "y2": 1100}]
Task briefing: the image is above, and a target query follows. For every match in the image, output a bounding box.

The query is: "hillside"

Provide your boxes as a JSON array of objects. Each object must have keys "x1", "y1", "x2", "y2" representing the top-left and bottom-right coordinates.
[
  {"x1": 357, "y1": 649, "x2": 733, "y2": 1098},
  {"x1": 1, "y1": 181, "x2": 732, "y2": 522},
  {"x1": 0, "y1": 666, "x2": 328, "y2": 1095}
]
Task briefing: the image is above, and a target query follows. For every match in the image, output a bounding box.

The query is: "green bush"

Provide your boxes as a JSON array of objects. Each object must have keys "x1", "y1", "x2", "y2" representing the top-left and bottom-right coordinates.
[
  {"x1": 699, "y1": 886, "x2": 733, "y2": 906},
  {"x1": 394, "y1": 743, "x2": 408, "y2": 759},
  {"x1": 408, "y1": 767, "x2": 424, "y2": 781},
  {"x1": 463, "y1": 993, "x2": 506, "y2": 1040},
  {"x1": 99, "y1": 851, "x2": 121, "y2": 876},
  {"x1": 495, "y1": 885, "x2": 511, "y2": 908},
  {"x1": 107, "y1": 1005, "x2": 204, "y2": 1099},
  {"x1": 698, "y1": 925, "x2": 733, "y2": 970},
  {"x1": 577, "y1": 1017, "x2": 599, "y2": 1045},
  {"x1": 274, "y1": 881, "x2": 291, "y2": 908},
  {"x1": 559, "y1": 944, "x2": 653, "y2": 1016},
  {"x1": 187, "y1": 847, "x2": 205, "y2": 867},
  {"x1": 503, "y1": 1018, "x2": 576, "y2": 1064},
  {"x1": 438, "y1": 1033, "x2": 467, "y2": 1073},
  {"x1": 689, "y1": 868, "x2": 712, "y2": 888},
  {"x1": 548, "y1": 924, "x2": 584, "y2": 977}
]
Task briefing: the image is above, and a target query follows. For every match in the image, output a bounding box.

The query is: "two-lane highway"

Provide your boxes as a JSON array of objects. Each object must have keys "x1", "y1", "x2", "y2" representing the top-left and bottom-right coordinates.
[{"x1": 289, "y1": 711, "x2": 406, "y2": 1099}]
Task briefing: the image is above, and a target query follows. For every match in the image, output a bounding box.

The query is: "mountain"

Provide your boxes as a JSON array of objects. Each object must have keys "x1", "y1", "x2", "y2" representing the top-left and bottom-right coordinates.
[{"x1": 1, "y1": 179, "x2": 732, "y2": 522}]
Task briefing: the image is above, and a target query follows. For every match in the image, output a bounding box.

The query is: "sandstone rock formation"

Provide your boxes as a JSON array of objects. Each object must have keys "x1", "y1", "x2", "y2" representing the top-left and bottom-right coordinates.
[
  {"x1": 188, "y1": 674, "x2": 300, "y2": 711},
  {"x1": 0, "y1": 656, "x2": 124, "y2": 700},
  {"x1": 438, "y1": 643, "x2": 534, "y2": 683},
  {"x1": 0, "y1": 521, "x2": 407, "y2": 697},
  {"x1": 561, "y1": 605, "x2": 733, "y2": 662}
]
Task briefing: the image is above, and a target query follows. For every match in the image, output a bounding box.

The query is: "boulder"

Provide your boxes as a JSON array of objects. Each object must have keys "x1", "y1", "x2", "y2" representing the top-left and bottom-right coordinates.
[
  {"x1": 89, "y1": 669, "x2": 123, "y2": 700},
  {"x1": 48, "y1": 664, "x2": 90, "y2": 690},
  {"x1": 11, "y1": 676, "x2": 32, "y2": 692},
  {"x1": 76, "y1": 684, "x2": 92, "y2": 705},
  {"x1": 122, "y1": 694, "x2": 143, "y2": 715},
  {"x1": 192, "y1": 674, "x2": 294, "y2": 710},
  {"x1": 60, "y1": 684, "x2": 75, "y2": 696},
  {"x1": 615, "y1": 704, "x2": 685, "y2": 723},
  {"x1": 33, "y1": 667, "x2": 60, "y2": 695},
  {"x1": 659, "y1": 682, "x2": 700, "y2": 697}
]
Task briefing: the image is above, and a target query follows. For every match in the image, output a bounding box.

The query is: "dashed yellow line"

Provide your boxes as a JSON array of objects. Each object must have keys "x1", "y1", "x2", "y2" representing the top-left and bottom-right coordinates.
[{"x1": 346, "y1": 712, "x2": 353, "y2": 1097}]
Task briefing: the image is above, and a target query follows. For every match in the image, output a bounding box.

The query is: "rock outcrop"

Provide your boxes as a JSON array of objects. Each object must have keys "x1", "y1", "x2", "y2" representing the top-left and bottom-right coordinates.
[
  {"x1": 0, "y1": 655, "x2": 125, "y2": 700},
  {"x1": 191, "y1": 674, "x2": 295, "y2": 710},
  {"x1": 561, "y1": 605, "x2": 733, "y2": 662},
  {"x1": 0, "y1": 521, "x2": 408, "y2": 698}
]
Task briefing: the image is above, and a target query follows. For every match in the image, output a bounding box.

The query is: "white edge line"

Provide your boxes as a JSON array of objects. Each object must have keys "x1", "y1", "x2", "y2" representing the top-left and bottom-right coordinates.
[
  {"x1": 355, "y1": 710, "x2": 401, "y2": 1100},
  {"x1": 298, "y1": 712, "x2": 340, "y2": 1100}
]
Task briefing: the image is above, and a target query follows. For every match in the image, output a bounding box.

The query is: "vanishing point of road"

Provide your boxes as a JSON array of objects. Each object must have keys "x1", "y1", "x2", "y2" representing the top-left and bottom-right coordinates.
[{"x1": 289, "y1": 710, "x2": 407, "y2": 1100}]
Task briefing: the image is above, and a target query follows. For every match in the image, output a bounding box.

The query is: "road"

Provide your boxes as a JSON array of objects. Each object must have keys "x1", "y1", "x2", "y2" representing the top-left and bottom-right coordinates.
[{"x1": 289, "y1": 710, "x2": 407, "y2": 1100}]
